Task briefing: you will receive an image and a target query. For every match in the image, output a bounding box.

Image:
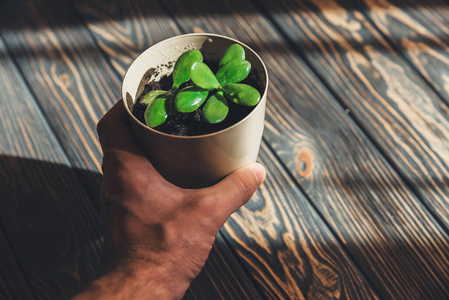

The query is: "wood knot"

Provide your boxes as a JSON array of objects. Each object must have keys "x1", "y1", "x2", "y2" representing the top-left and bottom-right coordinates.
[
  {"x1": 59, "y1": 73, "x2": 70, "y2": 85},
  {"x1": 295, "y1": 148, "x2": 313, "y2": 178}
]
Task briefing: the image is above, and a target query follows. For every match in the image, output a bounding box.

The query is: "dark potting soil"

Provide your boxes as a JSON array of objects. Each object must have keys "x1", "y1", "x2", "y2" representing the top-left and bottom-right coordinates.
[{"x1": 132, "y1": 60, "x2": 262, "y2": 136}]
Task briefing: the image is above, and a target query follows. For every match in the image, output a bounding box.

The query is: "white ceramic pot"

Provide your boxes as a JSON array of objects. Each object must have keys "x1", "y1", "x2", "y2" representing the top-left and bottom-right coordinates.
[{"x1": 122, "y1": 33, "x2": 268, "y2": 188}]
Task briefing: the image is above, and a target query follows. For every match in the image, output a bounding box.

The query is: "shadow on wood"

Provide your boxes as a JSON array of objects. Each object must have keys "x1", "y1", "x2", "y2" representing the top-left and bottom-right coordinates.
[
  {"x1": 0, "y1": 155, "x2": 264, "y2": 299},
  {"x1": 0, "y1": 155, "x2": 102, "y2": 299}
]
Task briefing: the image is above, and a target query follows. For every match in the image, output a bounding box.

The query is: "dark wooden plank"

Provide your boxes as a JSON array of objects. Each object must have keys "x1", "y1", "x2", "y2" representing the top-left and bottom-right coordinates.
[
  {"x1": 184, "y1": 239, "x2": 263, "y2": 300},
  {"x1": 257, "y1": 0, "x2": 449, "y2": 230},
  {"x1": 221, "y1": 143, "x2": 379, "y2": 299},
  {"x1": 0, "y1": 0, "x2": 117, "y2": 206},
  {"x1": 361, "y1": 0, "x2": 449, "y2": 106},
  {"x1": 74, "y1": 0, "x2": 381, "y2": 298},
  {"x1": 0, "y1": 36, "x2": 101, "y2": 299},
  {"x1": 161, "y1": 0, "x2": 449, "y2": 299},
  {"x1": 0, "y1": 226, "x2": 35, "y2": 300},
  {"x1": 0, "y1": 0, "x2": 265, "y2": 298},
  {"x1": 73, "y1": 0, "x2": 181, "y2": 76},
  {"x1": 0, "y1": 37, "x2": 36, "y2": 300},
  {"x1": 357, "y1": 0, "x2": 449, "y2": 220}
]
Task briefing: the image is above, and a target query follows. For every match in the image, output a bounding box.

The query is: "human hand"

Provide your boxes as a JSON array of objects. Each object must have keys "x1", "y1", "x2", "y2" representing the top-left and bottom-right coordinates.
[{"x1": 74, "y1": 100, "x2": 266, "y2": 299}]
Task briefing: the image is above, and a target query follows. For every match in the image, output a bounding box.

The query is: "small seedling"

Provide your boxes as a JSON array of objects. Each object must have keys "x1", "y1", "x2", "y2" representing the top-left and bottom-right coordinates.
[{"x1": 143, "y1": 44, "x2": 261, "y2": 128}]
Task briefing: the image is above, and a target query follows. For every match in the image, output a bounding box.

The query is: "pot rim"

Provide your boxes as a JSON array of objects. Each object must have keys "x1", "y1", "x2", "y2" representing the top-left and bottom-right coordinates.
[{"x1": 122, "y1": 33, "x2": 269, "y2": 140}]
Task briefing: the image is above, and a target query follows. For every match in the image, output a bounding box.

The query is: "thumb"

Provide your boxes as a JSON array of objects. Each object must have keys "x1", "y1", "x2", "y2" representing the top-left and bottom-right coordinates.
[{"x1": 205, "y1": 163, "x2": 266, "y2": 216}]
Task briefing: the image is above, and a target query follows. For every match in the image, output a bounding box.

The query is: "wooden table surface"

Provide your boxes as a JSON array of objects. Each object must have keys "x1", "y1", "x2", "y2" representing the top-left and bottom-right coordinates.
[{"x1": 1, "y1": 0, "x2": 449, "y2": 299}]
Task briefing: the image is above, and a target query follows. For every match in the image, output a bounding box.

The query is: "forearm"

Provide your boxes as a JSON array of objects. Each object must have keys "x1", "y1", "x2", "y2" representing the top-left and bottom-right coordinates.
[{"x1": 73, "y1": 261, "x2": 188, "y2": 300}]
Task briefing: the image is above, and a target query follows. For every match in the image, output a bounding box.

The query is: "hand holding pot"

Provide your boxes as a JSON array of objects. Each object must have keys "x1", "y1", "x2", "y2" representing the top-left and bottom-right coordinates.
[{"x1": 74, "y1": 100, "x2": 266, "y2": 299}]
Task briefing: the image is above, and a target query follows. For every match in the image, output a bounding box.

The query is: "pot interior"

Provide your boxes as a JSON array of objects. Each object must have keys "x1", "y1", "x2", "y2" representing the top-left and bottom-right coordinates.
[{"x1": 123, "y1": 34, "x2": 267, "y2": 119}]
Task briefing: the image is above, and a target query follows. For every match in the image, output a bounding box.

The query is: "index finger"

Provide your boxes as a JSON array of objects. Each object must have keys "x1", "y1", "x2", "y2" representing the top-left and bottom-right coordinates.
[{"x1": 97, "y1": 100, "x2": 172, "y2": 186}]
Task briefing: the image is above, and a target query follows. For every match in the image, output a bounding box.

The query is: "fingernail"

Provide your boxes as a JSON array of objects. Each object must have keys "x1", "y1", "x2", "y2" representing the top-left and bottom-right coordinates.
[{"x1": 250, "y1": 163, "x2": 266, "y2": 186}]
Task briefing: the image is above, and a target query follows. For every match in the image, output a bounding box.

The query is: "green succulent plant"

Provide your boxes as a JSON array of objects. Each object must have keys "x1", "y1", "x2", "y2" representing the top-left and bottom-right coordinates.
[{"x1": 142, "y1": 44, "x2": 261, "y2": 128}]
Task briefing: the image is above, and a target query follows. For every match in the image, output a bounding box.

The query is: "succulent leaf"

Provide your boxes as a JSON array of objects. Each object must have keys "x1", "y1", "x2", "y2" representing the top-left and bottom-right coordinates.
[
  {"x1": 140, "y1": 90, "x2": 167, "y2": 106},
  {"x1": 219, "y1": 44, "x2": 245, "y2": 67},
  {"x1": 172, "y1": 50, "x2": 203, "y2": 89},
  {"x1": 141, "y1": 45, "x2": 261, "y2": 128},
  {"x1": 221, "y1": 84, "x2": 261, "y2": 106},
  {"x1": 164, "y1": 92, "x2": 179, "y2": 117},
  {"x1": 215, "y1": 59, "x2": 251, "y2": 86},
  {"x1": 144, "y1": 96, "x2": 168, "y2": 128},
  {"x1": 190, "y1": 61, "x2": 220, "y2": 90},
  {"x1": 175, "y1": 86, "x2": 209, "y2": 113},
  {"x1": 203, "y1": 93, "x2": 229, "y2": 124}
]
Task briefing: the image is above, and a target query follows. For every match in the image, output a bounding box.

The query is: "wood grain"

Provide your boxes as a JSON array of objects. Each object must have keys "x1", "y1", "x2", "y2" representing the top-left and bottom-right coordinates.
[
  {"x1": 73, "y1": 0, "x2": 381, "y2": 298},
  {"x1": 0, "y1": 226, "x2": 35, "y2": 300},
  {"x1": 163, "y1": 0, "x2": 449, "y2": 298},
  {"x1": 0, "y1": 0, "x2": 119, "y2": 207},
  {"x1": 357, "y1": 0, "x2": 449, "y2": 221},
  {"x1": 258, "y1": 0, "x2": 449, "y2": 229},
  {"x1": 73, "y1": 0, "x2": 180, "y2": 76},
  {"x1": 361, "y1": 0, "x2": 449, "y2": 105},
  {"x1": 222, "y1": 143, "x2": 379, "y2": 299},
  {"x1": 0, "y1": 36, "x2": 101, "y2": 299},
  {"x1": 184, "y1": 239, "x2": 263, "y2": 299}
]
